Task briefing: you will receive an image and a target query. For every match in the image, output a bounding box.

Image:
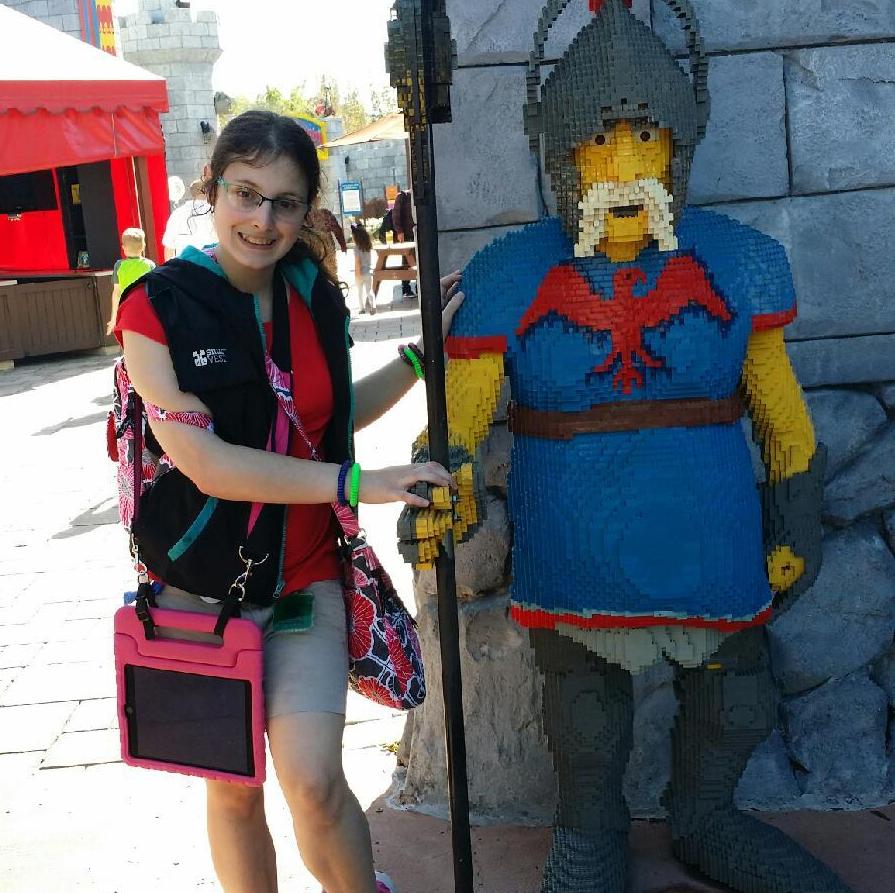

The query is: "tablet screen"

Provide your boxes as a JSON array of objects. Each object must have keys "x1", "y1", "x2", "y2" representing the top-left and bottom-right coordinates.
[{"x1": 124, "y1": 665, "x2": 255, "y2": 776}]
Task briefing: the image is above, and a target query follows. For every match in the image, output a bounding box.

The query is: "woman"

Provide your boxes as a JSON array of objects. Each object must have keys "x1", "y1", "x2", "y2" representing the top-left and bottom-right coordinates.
[
  {"x1": 115, "y1": 110, "x2": 462, "y2": 893},
  {"x1": 351, "y1": 221, "x2": 375, "y2": 315}
]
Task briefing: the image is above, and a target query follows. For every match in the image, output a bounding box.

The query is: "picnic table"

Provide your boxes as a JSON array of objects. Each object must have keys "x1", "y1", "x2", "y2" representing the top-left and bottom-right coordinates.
[{"x1": 371, "y1": 242, "x2": 417, "y2": 297}]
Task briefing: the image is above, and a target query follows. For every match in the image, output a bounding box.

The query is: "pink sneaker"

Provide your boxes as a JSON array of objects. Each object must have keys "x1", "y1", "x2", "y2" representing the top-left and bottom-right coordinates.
[{"x1": 375, "y1": 871, "x2": 396, "y2": 893}]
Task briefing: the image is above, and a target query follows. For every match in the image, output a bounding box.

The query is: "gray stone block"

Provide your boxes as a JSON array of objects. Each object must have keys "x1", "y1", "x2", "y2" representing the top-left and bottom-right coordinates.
[
  {"x1": 886, "y1": 510, "x2": 895, "y2": 554},
  {"x1": 788, "y1": 335, "x2": 895, "y2": 389},
  {"x1": 446, "y1": 0, "x2": 649, "y2": 66},
  {"x1": 804, "y1": 388, "x2": 888, "y2": 480},
  {"x1": 787, "y1": 46, "x2": 895, "y2": 194},
  {"x1": 687, "y1": 54, "x2": 788, "y2": 204},
  {"x1": 768, "y1": 524, "x2": 895, "y2": 694},
  {"x1": 438, "y1": 224, "x2": 528, "y2": 275},
  {"x1": 824, "y1": 426, "x2": 895, "y2": 525},
  {"x1": 654, "y1": 0, "x2": 895, "y2": 54},
  {"x1": 434, "y1": 67, "x2": 541, "y2": 230},
  {"x1": 782, "y1": 670, "x2": 889, "y2": 807},
  {"x1": 788, "y1": 189, "x2": 895, "y2": 340},
  {"x1": 735, "y1": 729, "x2": 802, "y2": 811}
]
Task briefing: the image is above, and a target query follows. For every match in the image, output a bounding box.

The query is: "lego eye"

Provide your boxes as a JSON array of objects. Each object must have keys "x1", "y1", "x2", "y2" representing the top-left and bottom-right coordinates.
[
  {"x1": 594, "y1": 134, "x2": 607, "y2": 146},
  {"x1": 640, "y1": 130, "x2": 653, "y2": 142}
]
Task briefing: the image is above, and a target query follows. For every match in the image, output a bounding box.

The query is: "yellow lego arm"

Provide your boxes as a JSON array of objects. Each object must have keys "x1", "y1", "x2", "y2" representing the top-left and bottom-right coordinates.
[
  {"x1": 740, "y1": 327, "x2": 815, "y2": 484},
  {"x1": 399, "y1": 352, "x2": 506, "y2": 569},
  {"x1": 741, "y1": 326, "x2": 825, "y2": 597}
]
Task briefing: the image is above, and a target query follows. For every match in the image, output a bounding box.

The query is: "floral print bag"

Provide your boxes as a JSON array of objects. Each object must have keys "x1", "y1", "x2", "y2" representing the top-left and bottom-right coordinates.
[{"x1": 268, "y1": 357, "x2": 426, "y2": 710}]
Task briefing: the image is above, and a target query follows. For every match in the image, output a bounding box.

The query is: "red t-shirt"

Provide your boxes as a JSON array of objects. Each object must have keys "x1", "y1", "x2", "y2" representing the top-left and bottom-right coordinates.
[{"x1": 116, "y1": 280, "x2": 341, "y2": 593}]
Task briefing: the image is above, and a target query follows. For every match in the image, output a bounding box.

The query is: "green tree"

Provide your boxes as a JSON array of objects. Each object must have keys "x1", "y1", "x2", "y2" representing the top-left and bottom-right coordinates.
[
  {"x1": 340, "y1": 88, "x2": 369, "y2": 134},
  {"x1": 370, "y1": 86, "x2": 398, "y2": 120}
]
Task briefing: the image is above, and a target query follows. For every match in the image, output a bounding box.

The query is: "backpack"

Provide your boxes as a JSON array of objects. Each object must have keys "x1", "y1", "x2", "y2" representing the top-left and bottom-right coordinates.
[{"x1": 106, "y1": 357, "x2": 171, "y2": 530}]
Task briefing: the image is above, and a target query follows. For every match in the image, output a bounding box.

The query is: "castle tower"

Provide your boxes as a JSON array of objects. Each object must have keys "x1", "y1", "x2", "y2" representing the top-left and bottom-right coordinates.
[{"x1": 117, "y1": 0, "x2": 221, "y2": 189}]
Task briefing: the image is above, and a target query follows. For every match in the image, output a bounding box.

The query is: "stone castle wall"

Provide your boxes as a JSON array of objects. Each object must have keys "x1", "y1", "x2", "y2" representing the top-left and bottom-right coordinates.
[
  {"x1": 321, "y1": 139, "x2": 409, "y2": 225},
  {"x1": 4, "y1": 0, "x2": 82, "y2": 39},
  {"x1": 117, "y1": 0, "x2": 221, "y2": 190},
  {"x1": 402, "y1": 0, "x2": 895, "y2": 822}
]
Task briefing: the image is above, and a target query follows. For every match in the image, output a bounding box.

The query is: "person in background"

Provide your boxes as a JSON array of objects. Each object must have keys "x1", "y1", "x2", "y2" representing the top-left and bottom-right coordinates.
[
  {"x1": 392, "y1": 189, "x2": 415, "y2": 297},
  {"x1": 306, "y1": 204, "x2": 348, "y2": 282},
  {"x1": 162, "y1": 178, "x2": 216, "y2": 260},
  {"x1": 106, "y1": 227, "x2": 155, "y2": 335},
  {"x1": 351, "y1": 222, "x2": 375, "y2": 315}
]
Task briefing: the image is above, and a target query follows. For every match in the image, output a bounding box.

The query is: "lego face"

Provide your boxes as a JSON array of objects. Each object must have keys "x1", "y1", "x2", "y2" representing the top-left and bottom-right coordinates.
[{"x1": 573, "y1": 121, "x2": 675, "y2": 261}]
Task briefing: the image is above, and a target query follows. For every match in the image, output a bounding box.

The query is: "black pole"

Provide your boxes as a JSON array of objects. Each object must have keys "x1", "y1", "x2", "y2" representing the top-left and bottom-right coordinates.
[{"x1": 386, "y1": 3, "x2": 474, "y2": 890}]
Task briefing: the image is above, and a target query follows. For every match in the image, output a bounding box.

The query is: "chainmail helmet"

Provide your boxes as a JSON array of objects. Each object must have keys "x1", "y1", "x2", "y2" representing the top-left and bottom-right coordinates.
[{"x1": 524, "y1": 0, "x2": 710, "y2": 240}]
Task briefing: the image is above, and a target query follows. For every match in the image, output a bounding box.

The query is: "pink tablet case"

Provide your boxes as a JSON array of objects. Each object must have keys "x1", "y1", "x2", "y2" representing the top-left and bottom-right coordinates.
[{"x1": 114, "y1": 605, "x2": 266, "y2": 785}]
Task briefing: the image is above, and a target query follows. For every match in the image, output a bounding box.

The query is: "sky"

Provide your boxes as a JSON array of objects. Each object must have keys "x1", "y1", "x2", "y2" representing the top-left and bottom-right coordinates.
[{"x1": 116, "y1": 0, "x2": 397, "y2": 105}]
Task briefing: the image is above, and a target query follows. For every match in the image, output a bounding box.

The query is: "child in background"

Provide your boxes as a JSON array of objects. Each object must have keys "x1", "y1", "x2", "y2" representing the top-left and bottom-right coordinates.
[
  {"x1": 107, "y1": 228, "x2": 155, "y2": 334},
  {"x1": 352, "y1": 222, "x2": 375, "y2": 315}
]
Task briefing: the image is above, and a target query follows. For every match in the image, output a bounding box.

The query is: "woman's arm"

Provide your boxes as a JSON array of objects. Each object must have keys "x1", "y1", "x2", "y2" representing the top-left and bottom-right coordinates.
[
  {"x1": 123, "y1": 330, "x2": 451, "y2": 507},
  {"x1": 353, "y1": 271, "x2": 464, "y2": 429}
]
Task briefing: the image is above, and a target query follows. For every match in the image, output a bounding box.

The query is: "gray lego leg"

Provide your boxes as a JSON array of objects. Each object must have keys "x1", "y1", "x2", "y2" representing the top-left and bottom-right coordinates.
[
  {"x1": 665, "y1": 626, "x2": 853, "y2": 893},
  {"x1": 530, "y1": 628, "x2": 633, "y2": 893}
]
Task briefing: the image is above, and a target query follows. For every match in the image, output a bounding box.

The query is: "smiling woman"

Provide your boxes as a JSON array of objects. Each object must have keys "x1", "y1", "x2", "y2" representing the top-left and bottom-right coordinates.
[{"x1": 110, "y1": 109, "x2": 464, "y2": 893}]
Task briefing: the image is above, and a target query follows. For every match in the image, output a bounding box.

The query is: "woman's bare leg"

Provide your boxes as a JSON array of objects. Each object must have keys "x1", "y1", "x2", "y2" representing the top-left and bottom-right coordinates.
[
  {"x1": 268, "y1": 711, "x2": 377, "y2": 893},
  {"x1": 205, "y1": 779, "x2": 278, "y2": 893}
]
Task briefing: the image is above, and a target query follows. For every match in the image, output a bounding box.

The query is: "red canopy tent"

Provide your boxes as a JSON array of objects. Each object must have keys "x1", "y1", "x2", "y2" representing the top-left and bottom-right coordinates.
[{"x1": 0, "y1": 5, "x2": 170, "y2": 271}]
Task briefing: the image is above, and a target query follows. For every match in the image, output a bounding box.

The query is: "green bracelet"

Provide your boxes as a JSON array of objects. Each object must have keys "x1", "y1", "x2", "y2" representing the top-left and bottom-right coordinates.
[
  {"x1": 349, "y1": 462, "x2": 362, "y2": 508},
  {"x1": 401, "y1": 345, "x2": 425, "y2": 381}
]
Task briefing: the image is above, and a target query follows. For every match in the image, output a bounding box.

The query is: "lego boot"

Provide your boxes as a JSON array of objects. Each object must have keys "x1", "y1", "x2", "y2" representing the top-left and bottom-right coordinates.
[
  {"x1": 530, "y1": 629, "x2": 634, "y2": 893},
  {"x1": 664, "y1": 627, "x2": 853, "y2": 893}
]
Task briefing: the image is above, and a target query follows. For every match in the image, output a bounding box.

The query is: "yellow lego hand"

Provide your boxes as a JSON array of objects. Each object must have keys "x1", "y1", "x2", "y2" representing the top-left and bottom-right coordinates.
[
  {"x1": 766, "y1": 545, "x2": 805, "y2": 594},
  {"x1": 397, "y1": 459, "x2": 483, "y2": 570}
]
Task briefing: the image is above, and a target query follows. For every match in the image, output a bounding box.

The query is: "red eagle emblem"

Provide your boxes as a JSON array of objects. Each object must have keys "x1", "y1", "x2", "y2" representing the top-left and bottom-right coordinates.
[{"x1": 516, "y1": 255, "x2": 732, "y2": 394}]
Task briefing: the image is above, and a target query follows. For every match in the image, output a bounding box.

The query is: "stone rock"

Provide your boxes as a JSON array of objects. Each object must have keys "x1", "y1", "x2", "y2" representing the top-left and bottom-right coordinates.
[
  {"x1": 688, "y1": 54, "x2": 788, "y2": 204},
  {"x1": 768, "y1": 523, "x2": 895, "y2": 694},
  {"x1": 885, "y1": 510, "x2": 895, "y2": 553},
  {"x1": 433, "y1": 66, "x2": 541, "y2": 231},
  {"x1": 735, "y1": 729, "x2": 802, "y2": 811},
  {"x1": 624, "y1": 661, "x2": 676, "y2": 817},
  {"x1": 400, "y1": 591, "x2": 555, "y2": 823},
  {"x1": 446, "y1": 0, "x2": 650, "y2": 66},
  {"x1": 782, "y1": 670, "x2": 889, "y2": 808},
  {"x1": 870, "y1": 641, "x2": 895, "y2": 707},
  {"x1": 654, "y1": 0, "x2": 895, "y2": 55},
  {"x1": 787, "y1": 46, "x2": 895, "y2": 194},
  {"x1": 824, "y1": 426, "x2": 895, "y2": 525},
  {"x1": 453, "y1": 494, "x2": 511, "y2": 598},
  {"x1": 804, "y1": 388, "x2": 888, "y2": 480},
  {"x1": 481, "y1": 423, "x2": 512, "y2": 492},
  {"x1": 788, "y1": 334, "x2": 895, "y2": 389},
  {"x1": 875, "y1": 382, "x2": 895, "y2": 413}
]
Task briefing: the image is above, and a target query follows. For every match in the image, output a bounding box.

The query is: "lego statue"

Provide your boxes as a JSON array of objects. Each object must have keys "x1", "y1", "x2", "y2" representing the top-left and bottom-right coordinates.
[{"x1": 399, "y1": 0, "x2": 851, "y2": 891}]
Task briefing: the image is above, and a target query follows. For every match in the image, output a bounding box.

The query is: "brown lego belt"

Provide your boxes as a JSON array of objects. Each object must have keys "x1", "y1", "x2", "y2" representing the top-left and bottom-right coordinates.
[{"x1": 507, "y1": 395, "x2": 744, "y2": 439}]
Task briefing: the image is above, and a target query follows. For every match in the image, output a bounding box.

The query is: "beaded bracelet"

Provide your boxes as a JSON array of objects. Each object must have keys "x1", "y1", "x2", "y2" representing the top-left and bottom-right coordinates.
[
  {"x1": 336, "y1": 460, "x2": 353, "y2": 507},
  {"x1": 398, "y1": 343, "x2": 425, "y2": 380},
  {"x1": 348, "y1": 462, "x2": 362, "y2": 508}
]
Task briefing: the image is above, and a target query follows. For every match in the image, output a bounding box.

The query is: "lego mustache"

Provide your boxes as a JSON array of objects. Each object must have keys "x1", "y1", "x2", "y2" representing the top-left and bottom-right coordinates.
[{"x1": 575, "y1": 178, "x2": 678, "y2": 258}]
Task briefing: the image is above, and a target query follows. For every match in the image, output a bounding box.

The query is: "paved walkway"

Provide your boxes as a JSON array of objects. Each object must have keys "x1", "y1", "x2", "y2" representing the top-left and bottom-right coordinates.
[{"x1": 0, "y1": 271, "x2": 892, "y2": 891}]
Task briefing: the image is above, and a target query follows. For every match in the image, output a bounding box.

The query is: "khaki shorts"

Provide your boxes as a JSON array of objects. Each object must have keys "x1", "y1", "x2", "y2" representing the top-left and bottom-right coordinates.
[{"x1": 155, "y1": 578, "x2": 348, "y2": 718}]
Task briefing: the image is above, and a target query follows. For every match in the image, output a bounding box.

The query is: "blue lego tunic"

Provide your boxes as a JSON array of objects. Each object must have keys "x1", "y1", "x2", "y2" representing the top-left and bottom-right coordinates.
[{"x1": 446, "y1": 208, "x2": 797, "y2": 632}]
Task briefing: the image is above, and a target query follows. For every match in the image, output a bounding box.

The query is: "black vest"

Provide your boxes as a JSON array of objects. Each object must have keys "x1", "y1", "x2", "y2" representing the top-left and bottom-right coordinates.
[{"x1": 125, "y1": 257, "x2": 352, "y2": 606}]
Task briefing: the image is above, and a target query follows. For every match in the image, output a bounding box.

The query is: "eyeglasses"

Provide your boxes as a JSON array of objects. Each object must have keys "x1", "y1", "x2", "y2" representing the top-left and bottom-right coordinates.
[{"x1": 216, "y1": 178, "x2": 308, "y2": 222}]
